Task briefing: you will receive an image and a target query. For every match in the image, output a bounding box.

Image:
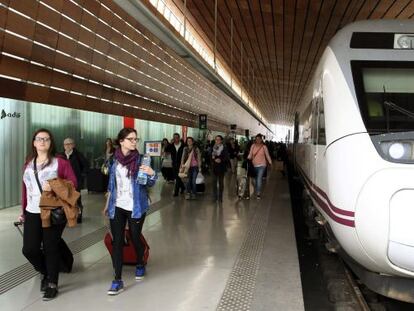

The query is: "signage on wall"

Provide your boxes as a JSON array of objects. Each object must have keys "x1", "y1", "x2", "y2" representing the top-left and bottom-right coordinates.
[
  {"x1": 144, "y1": 141, "x2": 162, "y2": 157},
  {"x1": 199, "y1": 114, "x2": 207, "y2": 130},
  {"x1": 1, "y1": 109, "x2": 21, "y2": 119}
]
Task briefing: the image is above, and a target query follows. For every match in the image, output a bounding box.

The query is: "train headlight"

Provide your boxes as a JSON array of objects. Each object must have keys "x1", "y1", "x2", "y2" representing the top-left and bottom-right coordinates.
[
  {"x1": 395, "y1": 34, "x2": 414, "y2": 49},
  {"x1": 378, "y1": 141, "x2": 414, "y2": 162},
  {"x1": 372, "y1": 133, "x2": 414, "y2": 164},
  {"x1": 389, "y1": 143, "x2": 406, "y2": 159}
]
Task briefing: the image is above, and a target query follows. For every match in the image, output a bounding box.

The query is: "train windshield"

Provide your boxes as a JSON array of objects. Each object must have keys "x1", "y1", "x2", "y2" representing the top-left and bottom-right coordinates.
[{"x1": 352, "y1": 61, "x2": 414, "y2": 133}]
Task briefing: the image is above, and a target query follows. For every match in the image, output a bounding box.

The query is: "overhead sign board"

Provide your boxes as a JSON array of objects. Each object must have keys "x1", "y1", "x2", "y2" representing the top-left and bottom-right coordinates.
[{"x1": 199, "y1": 114, "x2": 207, "y2": 130}]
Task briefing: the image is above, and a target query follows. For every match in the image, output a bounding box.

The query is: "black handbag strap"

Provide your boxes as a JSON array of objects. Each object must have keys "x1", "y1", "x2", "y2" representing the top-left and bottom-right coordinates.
[{"x1": 33, "y1": 157, "x2": 43, "y2": 194}]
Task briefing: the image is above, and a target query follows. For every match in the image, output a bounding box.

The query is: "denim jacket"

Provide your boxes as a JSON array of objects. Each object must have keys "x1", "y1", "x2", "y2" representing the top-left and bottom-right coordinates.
[{"x1": 107, "y1": 156, "x2": 157, "y2": 219}]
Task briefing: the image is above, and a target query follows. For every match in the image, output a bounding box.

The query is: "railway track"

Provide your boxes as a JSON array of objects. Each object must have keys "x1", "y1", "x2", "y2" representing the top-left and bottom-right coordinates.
[{"x1": 342, "y1": 262, "x2": 371, "y2": 311}]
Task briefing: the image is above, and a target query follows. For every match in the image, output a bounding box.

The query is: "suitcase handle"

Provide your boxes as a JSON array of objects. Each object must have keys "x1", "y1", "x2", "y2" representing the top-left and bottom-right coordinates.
[{"x1": 14, "y1": 221, "x2": 24, "y2": 237}]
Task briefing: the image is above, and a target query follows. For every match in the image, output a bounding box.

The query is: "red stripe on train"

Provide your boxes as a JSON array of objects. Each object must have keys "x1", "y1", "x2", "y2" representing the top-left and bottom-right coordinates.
[{"x1": 297, "y1": 166, "x2": 355, "y2": 228}]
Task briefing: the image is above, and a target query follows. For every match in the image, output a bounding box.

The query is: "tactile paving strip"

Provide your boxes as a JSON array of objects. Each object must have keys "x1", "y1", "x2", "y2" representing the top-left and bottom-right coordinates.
[{"x1": 216, "y1": 201, "x2": 271, "y2": 311}]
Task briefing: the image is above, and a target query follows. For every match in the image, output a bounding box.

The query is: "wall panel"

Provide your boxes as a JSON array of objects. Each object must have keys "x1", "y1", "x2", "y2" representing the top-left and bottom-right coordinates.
[{"x1": 0, "y1": 97, "x2": 204, "y2": 209}]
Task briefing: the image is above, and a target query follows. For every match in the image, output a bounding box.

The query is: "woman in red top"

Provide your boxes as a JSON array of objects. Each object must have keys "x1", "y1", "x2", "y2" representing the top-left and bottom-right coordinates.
[{"x1": 20, "y1": 128, "x2": 77, "y2": 301}]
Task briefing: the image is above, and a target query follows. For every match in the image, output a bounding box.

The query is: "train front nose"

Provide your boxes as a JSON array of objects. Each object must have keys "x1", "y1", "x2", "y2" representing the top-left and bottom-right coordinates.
[
  {"x1": 355, "y1": 169, "x2": 414, "y2": 274},
  {"x1": 388, "y1": 190, "x2": 414, "y2": 272}
]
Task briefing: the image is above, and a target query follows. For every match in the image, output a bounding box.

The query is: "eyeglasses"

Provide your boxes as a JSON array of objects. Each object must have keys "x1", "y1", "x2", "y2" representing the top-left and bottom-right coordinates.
[
  {"x1": 34, "y1": 137, "x2": 51, "y2": 143},
  {"x1": 125, "y1": 138, "x2": 139, "y2": 142}
]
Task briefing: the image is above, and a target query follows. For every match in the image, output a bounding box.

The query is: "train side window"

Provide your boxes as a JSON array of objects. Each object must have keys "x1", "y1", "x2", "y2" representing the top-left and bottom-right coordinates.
[
  {"x1": 312, "y1": 99, "x2": 318, "y2": 145},
  {"x1": 294, "y1": 113, "x2": 299, "y2": 143},
  {"x1": 318, "y1": 97, "x2": 326, "y2": 145},
  {"x1": 300, "y1": 103, "x2": 313, "y2": 144}
]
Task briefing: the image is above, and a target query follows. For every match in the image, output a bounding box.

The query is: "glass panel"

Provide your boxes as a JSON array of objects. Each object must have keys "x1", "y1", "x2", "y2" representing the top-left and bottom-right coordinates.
[
  {"x1": 0, "y1": 98, "x2": 201, "y2": 209},
  {"x1": 363, "y1": 68, "x2": 414, "y2": 93},
  {"x1": 352, "y1": 61, "x2": 414, "y2": 133}
]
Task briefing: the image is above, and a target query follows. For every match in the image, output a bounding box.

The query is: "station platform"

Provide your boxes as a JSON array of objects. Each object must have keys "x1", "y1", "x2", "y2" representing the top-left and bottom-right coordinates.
[{"x1": 0, "y1": 168, "x2": 303, "y2": 311}]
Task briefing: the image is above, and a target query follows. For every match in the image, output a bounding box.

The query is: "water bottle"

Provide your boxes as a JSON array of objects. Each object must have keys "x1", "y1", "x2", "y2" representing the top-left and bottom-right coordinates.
[{"x1": 137, "y1": 154, "x2": 151, "y2": 185}]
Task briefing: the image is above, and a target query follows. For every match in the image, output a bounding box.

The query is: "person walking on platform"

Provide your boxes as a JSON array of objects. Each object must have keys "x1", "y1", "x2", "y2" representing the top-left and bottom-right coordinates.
[
  {"x1": 161, "y1": 138, "x2": 174, "y2": 182},
  {"x1": 167, "y1": 133, "x2": 185, "y2": 196},
  {"x1": 20, "y1": 128, "x2": 77, "y2": 301},
  {"x1": 105, "y1": 138, "x2": 115, "y2": 161},
  {"x1": 61, "y1": 138, "x2": 89, "y2": 223},
  {"x1": 228, "y1": 138, "x2": 240, "y2": 174},
  {"x1": 211, "y1": 135, "x2": 229, "y2": 203},
  {"x1": 248, "y1": 134, "x2": 272, "y2": 200},
  {"x1": 104, "y1": 128, "x2": 157, "y2": 295},
  {"x1": 181, "y1": 137, "x2": 202, "y2": 200}
]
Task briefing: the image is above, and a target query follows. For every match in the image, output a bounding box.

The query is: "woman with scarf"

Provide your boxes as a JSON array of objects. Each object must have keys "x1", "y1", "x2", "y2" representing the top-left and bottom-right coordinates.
[
  {"x1": 211, "y1": 135, "x2": 229, "y2": 203},
  {"x1": 180, "y1": 137, "x2": 202, "y2": 200},
  {"x1": 104, "y1": 128, "x2": 157, "y2": 295}
]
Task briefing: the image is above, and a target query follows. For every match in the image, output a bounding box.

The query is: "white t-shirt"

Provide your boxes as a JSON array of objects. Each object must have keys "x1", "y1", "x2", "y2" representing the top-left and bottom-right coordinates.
[
  {"x1": 115, "y1": 163, "x2": 133, "y2": 211},
  {"x1": 23, "y1": 158, "x2": 58, "y2": 214},
  {"x1": 174, "y1": 143, "x2": 181, "y2": 152}
]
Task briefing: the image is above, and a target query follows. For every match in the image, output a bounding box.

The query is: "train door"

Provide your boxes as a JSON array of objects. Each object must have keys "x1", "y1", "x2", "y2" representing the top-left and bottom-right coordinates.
[
  {"x1": 311, "y1": 99, "x2": 318, "y2": 183},
  {"x1": 314, "y1": 94, "x2": 326, "y2": 188},
  {"x1": 293, "y1": 112, "x2": 299, "y2": 168}
]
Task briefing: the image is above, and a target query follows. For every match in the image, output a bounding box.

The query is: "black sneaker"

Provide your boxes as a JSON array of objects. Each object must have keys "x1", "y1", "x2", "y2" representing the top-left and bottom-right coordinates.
[
  {"x1": 40, "y1": 275, "x2": 48, "y2": 292},
  {"x1": 43, "y1": 285, "x2": 58, "y2": 301}
]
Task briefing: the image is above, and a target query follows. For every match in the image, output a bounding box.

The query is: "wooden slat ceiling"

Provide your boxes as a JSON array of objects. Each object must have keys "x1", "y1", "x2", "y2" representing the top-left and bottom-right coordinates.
[
  {"x1": 0, "y1": 0, "x2": 268, "y2": 134},
  {"x1": 179, "y1": 0, "x2": 414, "y2": 124}
]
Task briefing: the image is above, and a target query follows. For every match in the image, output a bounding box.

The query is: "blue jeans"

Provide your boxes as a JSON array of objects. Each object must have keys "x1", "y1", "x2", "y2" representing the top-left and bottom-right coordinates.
[
  {"x1": 186, "y1": 166, "x2": 199, "y2": 195},
  {"x1": 254, "y1": 166, "x2": 267, "y2": 194}
]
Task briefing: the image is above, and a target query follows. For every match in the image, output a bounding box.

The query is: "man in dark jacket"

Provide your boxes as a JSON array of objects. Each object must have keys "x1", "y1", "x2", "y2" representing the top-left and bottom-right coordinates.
[
  {"x1": 62, "y1": 138, "x2": 89, "y2": 223},
  {"x1": 166, "y1": 133, "x2": 186, "y2": 196},
  {"x1": 211, "y1": 135, "x2": 229, "y2": 202}
]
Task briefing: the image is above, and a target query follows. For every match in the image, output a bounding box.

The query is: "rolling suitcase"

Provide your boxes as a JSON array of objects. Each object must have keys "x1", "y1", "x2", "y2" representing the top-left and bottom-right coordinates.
[
  {"x1": 14, "y1": 221, "x2": 74, "y2": 273},
  {"x1": 104, "y1": 229, "x2": 150, "y2": 265},
  {"x1": 196, "y1": 183, "x2": 205, "y2": 193},
  {"x1": 86, "y1": 169, "x2": 106, "y2": 192},
  {"x1": 196, "y1": 172, "x2": 205, "y2": 193},
  {"x1": 236, "y1": 163, "x2": 251, "y2": 199},
  {"x1": 236, "y1": 175, "x2": 248, "y2": 199}
]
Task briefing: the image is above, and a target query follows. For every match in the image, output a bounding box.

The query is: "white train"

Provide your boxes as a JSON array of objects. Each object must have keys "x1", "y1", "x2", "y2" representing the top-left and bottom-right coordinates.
[{"x1": 293, "y1": 20, "x2": 414, "y2": 302}]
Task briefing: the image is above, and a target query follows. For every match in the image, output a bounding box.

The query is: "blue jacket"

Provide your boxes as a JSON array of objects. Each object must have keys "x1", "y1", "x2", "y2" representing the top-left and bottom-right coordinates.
[{"x1": 107, "y1": 156, "x2": 157, "y2": 219}]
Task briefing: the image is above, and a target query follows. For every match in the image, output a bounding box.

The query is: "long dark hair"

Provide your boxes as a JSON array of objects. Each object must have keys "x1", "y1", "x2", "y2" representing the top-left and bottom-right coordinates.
[
  {"x1": 26, "y1": 128, "x2": 57, "y2": 167},
  {"x1": 115, "y1": 128, "x2": 137, "y2": 145},
  {"x1": 105, "y1": 138, "x2": 115, "y2": 153}
]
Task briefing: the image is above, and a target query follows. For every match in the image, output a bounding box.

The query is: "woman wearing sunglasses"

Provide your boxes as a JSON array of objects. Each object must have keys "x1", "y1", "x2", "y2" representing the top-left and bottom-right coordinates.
[{"x1": 104, "y1": 127, "x2": 157, "y2": 295}]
